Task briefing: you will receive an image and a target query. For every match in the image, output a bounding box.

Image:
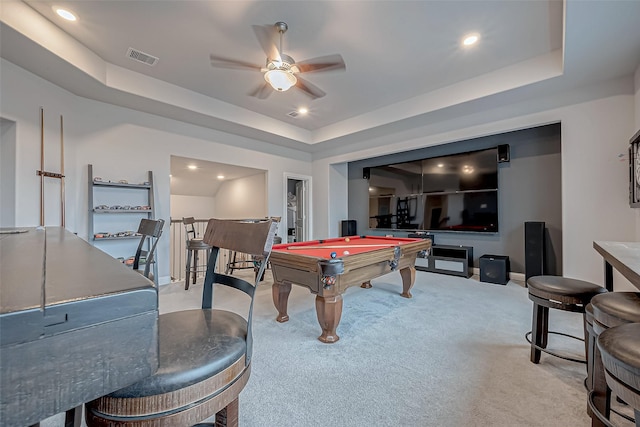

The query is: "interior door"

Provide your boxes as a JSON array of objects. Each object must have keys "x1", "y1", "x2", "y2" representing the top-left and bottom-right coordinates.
[{"x1": 295, "y1": 181, "x2": 305, "y2": 241}]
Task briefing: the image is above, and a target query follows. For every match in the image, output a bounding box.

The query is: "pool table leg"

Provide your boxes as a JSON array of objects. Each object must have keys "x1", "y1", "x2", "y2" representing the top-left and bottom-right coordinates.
[
  {"x1": 272, "y1": 281, "x2": 292, "y2": 323},
  {"x1": 399, "y1": 266, "x2": 416, "y2": 298},
  {"x1": 316, "y1": 294, "x2": 343, "y2": 343}
]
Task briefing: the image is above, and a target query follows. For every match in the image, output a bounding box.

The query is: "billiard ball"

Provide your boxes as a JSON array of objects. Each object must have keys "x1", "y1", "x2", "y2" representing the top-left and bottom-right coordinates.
[
  {"x1": 345, "y1": 237, "x2": 350, "y2": 242},
  {"x1": 330, "y1": 252, "x2": 337, "y2": 259},
  {"x1": 343, "y1": 250, "x2": 350, "y2": 255}
]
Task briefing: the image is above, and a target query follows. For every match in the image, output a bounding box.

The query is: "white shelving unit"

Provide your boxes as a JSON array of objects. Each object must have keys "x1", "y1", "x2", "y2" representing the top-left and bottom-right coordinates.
[{"x1": 88, "y1": 164, "x2": 155, "y2": 263}]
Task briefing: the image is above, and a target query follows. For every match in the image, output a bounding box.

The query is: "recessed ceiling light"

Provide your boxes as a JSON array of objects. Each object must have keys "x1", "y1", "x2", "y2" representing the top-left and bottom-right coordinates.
[
  {"x1": 437, "y1": 163, "x2": 444, "y2": 168},
  {"x1": 298, "y1": 107, "x2": 308, "y2": 115},
  {"x1": 54, "y1": 7, "x2": 77, "y2": 21},
  {"x1": 462, "y1": 34, "x2": 480, "y2": 47},
  {"x1": 217, "y1": 175, "x2": 225, "y2": 180},
  {"x1": 187, "y1": 165, "x2": 197, "y2": 170}
]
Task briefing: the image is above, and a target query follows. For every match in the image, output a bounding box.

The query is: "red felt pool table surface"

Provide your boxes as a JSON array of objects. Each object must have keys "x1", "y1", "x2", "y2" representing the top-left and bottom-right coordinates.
[
  {"x1": 272, "y1": 235, "x2": 422, "y2": 259},
  {"x1": 269, "y1": 235, "x2": 431, "y2": 343}
]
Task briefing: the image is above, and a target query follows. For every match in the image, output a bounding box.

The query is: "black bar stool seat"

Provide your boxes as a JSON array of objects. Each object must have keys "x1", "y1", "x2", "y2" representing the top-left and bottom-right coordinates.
[
  {"x1": 526, "y1": 275, "x2": 607, "y2": 364},
  {"x1": 592, "y1": 293, "x2": 640, "y2": 332}
]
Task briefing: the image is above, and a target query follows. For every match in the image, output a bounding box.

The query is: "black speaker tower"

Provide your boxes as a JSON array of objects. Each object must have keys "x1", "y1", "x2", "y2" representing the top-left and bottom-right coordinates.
[{"x1": 524, "y1": 221, "x2": 545, "y2": 282}]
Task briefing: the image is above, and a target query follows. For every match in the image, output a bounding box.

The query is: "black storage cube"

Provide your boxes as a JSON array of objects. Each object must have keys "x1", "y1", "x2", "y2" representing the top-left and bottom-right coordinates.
[
  {"x1": 479, "y1": 255, "x2": 510, "y2": 285},
  {"x1": 341, "y1": 220, "x2": 357, "y2": 237}
]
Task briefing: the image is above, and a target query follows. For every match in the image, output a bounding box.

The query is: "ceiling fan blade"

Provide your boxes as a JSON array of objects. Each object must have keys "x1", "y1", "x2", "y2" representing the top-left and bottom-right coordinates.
[
  {"x1": 295, "y1": 54, "x2": 346, "y2": 74},
  {"x1": 209, "y1": 54, "x2": 262, "y2": 71},
  {"x1": 249, "y1": 82, "x2": 274, "y2": 99},
  {"x1": 252, "y1": 24, "x2": 281, "y2": 62},
  {"x1": 295, "y1": 77, "x2": 326, "y2": 99}
]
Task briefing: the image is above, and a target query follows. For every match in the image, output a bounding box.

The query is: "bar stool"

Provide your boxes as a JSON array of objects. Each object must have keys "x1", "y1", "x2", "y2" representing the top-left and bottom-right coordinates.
[
  {"x1": 588, "y1": 292, "x2": 640, "y2": 426},
  {"x1": 588, "y1": 322, "x2": 640, "y2": 427},
  {"x1": 183, "y1": 217, "x2": 211, "y2": 290},
  {"x1": 526, "y1": 275, "x2": 607, "y2": 364}
]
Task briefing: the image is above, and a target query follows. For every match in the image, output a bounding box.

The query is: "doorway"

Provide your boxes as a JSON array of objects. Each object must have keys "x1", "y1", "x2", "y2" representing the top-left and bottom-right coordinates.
[
  {"x1": 169, "y1": 156, "x2": 267, "y2": 282},
  {"x1": 284, "y1": 174, "x2": 311, "y2": 243}
]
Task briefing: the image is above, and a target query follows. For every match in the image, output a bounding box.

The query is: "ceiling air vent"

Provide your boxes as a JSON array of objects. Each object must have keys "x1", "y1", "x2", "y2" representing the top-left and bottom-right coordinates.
[
  {"x1": 287, "y1": 111, "x2": 299, "y2": 118},
  {"x1": 126, "y1": 47, "x2": 159, "y2": 66}
]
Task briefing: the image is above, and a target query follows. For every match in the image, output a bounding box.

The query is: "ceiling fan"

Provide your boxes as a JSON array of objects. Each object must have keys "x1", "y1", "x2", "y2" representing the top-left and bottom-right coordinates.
[{"x1": 209, "y1": 22, "x2": 346, "y2": 100}]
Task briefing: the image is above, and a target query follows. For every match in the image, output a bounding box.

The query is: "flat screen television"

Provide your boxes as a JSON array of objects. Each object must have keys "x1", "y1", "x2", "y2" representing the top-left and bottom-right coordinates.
[
  {"x1": 421, "y1": 148, "x2": 498, "y2": 193},
  {"x1": 423, "y1": 190, "x2": 498, "y2": 232},
  {"x1": 368, "y1": 147, "x2": 499, "y2": 232}
]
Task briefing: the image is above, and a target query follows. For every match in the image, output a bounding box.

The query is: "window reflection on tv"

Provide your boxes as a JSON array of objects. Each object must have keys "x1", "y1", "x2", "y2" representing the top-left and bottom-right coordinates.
[
  {"x1": 423, "y1": 190, "x2": 498, "y2": 232},
  {"x1": 367, "y1": 147, "x2": 499, "y2": 233}
]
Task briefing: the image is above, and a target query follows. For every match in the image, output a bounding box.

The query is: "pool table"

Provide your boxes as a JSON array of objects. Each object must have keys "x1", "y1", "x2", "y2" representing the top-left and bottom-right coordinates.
[{"x1": 269, "y1": 235, "x2": 431, "y2": 343}]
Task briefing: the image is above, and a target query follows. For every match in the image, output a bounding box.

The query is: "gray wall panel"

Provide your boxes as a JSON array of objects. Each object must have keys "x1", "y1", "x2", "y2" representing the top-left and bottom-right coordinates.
[{"x1": 348, "y1": 124, "x2": 562, "y2": 274}]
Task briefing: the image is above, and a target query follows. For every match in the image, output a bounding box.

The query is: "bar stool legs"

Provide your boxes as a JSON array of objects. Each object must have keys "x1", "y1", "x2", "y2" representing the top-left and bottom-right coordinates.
[
  {"x1": 530, "y1": 301, "x2": 549, "y2": 363},
  {"x1": 525, "y1": 276, "x2": 606, "y2": 365},
  {"x1": 185, "y1": 246, "x2": 210, "y2": 290}
]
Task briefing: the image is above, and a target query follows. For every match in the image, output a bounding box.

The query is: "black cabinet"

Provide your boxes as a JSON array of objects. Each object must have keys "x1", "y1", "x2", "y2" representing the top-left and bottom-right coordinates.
[{"x1": 417, "y1": 244, "x2": 473, "y2": 278}]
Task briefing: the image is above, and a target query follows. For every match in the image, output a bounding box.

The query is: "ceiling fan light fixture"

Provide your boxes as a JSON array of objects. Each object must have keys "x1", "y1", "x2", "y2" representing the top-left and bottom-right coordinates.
[{"x1": 264, "y1": 69, "x2": 297, "y2": 91}]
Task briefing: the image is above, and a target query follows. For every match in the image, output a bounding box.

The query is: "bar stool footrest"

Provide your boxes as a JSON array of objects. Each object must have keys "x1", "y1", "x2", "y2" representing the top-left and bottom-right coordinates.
[{"x1": 525, "y1": 330, "x2": 587, "y2": 364}]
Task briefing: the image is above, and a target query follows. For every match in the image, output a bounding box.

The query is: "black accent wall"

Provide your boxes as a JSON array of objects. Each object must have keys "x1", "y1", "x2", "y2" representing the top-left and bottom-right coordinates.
[{"x1": 347, "y1": 124, "x2": 562, "y2": 275}]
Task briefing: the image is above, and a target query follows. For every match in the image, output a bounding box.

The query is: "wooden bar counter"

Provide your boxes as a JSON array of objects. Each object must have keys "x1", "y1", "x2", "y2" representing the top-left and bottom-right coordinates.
[{"x1": 593, "y1": 241, "x2": 640, "y2": 291}]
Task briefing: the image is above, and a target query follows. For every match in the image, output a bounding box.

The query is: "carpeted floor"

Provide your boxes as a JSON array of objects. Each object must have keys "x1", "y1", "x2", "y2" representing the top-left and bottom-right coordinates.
[{"x1": 43, "y1": 270, "x2": 633, "y2": 426}]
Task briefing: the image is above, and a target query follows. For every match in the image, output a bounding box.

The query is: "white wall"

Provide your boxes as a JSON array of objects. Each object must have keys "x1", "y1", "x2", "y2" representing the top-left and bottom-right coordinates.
[
  {"x1": 0, "y1": 118, "x2": 17, "y2": 227},
  {"x1": 170, "y1": 195, "x2": 216, "y2": 220},
  {"x1": 313, "y1": 79, "x2": 638, "y2": 290},
  {"x1": 1, "y1": 58, "x2": 312, "y2": 285},
  {"x1": 214, "y1": 173, "x2": 267, "y2": 219}
]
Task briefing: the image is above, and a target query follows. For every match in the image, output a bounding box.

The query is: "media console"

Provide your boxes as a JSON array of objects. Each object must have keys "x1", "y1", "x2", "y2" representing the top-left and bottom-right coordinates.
[{"x1": 416, "y1": 244, "x2": 473, "y2": 278}]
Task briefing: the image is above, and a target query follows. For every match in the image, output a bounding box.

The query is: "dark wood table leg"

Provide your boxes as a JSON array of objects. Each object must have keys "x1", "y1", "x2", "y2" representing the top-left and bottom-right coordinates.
[
  {"x1": 272, "y1": 281, "x2": 292, "y2": 322},
  {"x1": 399, "y1": 266, "x2": 416, "y2": 298},
  {"x1": 604, "y1": 260, "x2": 613, "y2": 291},
  {"x1": 315, "y1": 294, "x2": 343, "y2": 343}
]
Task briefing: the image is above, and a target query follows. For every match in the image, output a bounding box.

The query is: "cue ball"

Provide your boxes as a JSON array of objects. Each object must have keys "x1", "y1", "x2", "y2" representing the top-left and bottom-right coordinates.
[
  {"x1": 345, "y1": 237, "x2": 350, "y2": 242},
  {"x1": 330, "y1": 252, "x2": 337, "y2": 258},
  {"x1": 343, "y1": 250, "x2": 350, "y2": 255}
]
